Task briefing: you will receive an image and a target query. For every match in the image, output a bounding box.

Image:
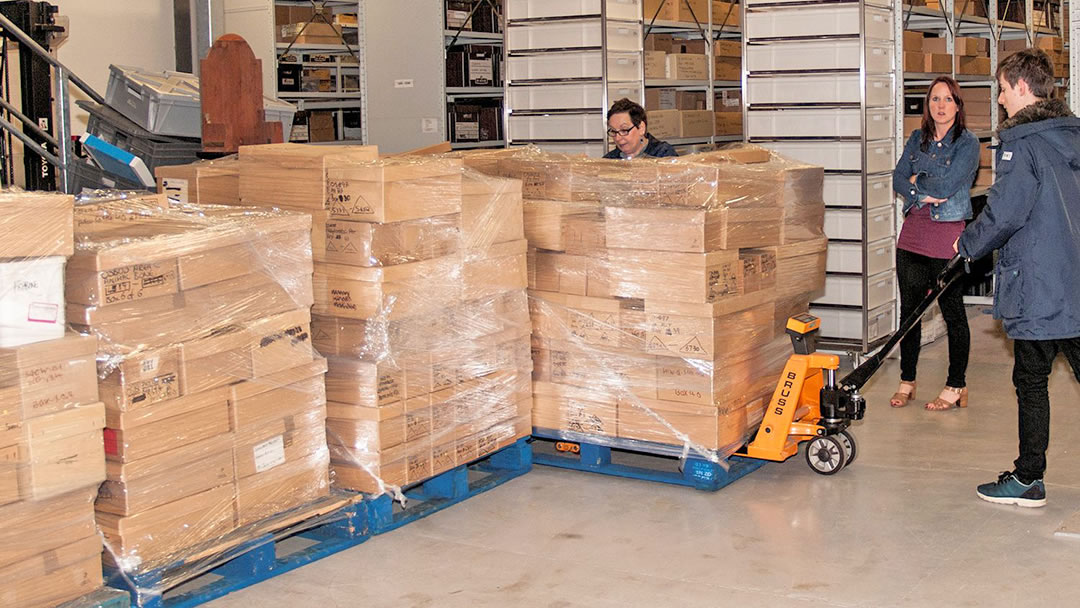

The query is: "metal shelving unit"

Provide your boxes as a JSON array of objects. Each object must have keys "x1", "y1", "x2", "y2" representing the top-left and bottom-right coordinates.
[
  {"x1": 443, "y1": 5, "x2": 505, "y2": 151},
  {"x1": 503, "y1": 0, "x2": 644, "y2": 156}
]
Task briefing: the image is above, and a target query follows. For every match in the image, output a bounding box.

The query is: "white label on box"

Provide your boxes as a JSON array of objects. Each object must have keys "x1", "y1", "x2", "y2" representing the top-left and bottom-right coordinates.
[
  {"x1": 456, "y1": 121, "x2": 479, "y2": 140},
  {"x1": 161, "y1": 177, "x2": 189, "y2": 204},
  {"x1": 140, "y1": 356, "x2": 159, "y2": 374},
  {"x1": 394, "y1": 79, "x2": 414, "y2": 88},
  {"x1": 254, "y1": 435, "x2": 287, "y2": 473},
  {"x1": 27, "y1": 302, "x2": 58, "y2": 323},
  {"x1": 468, "y1": 59, "x2": 493, "y2": 83}
]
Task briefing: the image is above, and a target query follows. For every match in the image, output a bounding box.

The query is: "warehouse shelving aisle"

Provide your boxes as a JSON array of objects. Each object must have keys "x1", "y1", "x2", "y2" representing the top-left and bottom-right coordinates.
[
  {"x1": 444, "y1": 0, "x2": 506, "y2": 149},
  {"x1": 745, "y1": 0, "x2": 900, "y2": 353}
]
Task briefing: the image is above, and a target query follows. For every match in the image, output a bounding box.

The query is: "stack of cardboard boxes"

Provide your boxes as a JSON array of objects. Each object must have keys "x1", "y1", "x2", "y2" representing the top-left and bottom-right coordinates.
[
  {"x1": 1000, "y1": 37, "x2": 1069, "y2": 77},
  {"x1": 463, "y1": 145, "x2": 825, "y2": 457},
  {"x1": 0, "y1": 191, "x2": 107, "y2": 606},
  {"x1": 233, "y1": 144, "x2": 531, "y2": 495},
  {"x1": 643, "y1": 0, "x2": 741, "y2": 26},
  {"x1": 68, "y1": 193, "x2": 328, "y2": 574}
]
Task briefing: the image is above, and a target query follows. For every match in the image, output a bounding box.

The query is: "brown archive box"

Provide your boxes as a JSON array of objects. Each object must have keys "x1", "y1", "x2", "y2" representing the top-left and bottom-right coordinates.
[
  {"x1": 1, "y1": 402, "x2": 106, "y2": 502},
  {"x1": 606, "y1": 206, "x2": 782, "y2": 253},
  {"x1": 607, "y1": 248, "x2": 744, "y2": 304},
  {"x1": 0, "y1": 332, "x2": 99, "y2": 422},
  {"x1": 0, "y1": 534, "x2": 103, "y2": 608},
  {"x1": 238, "y1": 143, "x2": 378, "y2": 209},
  {"x1": 156, "y1": 157, "x2": 240, "y2": 205},
  {"x1": 97, "y1": 433, "x2": 235, "y2": 516},
  {"x1": 532, "y1": 380, "x2": 618, "y2": 437},
  {"x1": 323, "y1": 155, "x2": 463, "y2": 223},
  {"x1": 0, "y1": 190, "x2": 74, "y2": 258},
  {"x1": 235, "y1": 447, "x2": 330, "y2": 526},
  {"x1": 97, "y1": 346, "x2": 182, "y2": 411},
  {"x1": 312, "y1": 255, "x2": 463, "y2": 320},
  {"x1": 102, "y1": 387, "x2": 230, "y2": 463},
  {"x1": 0, "y1": 487, "x2": 97, "y2": 569},
  {"x1": 234, "y1": 405, "x2": 327, "y2": 479},
  {"x1": 643, "y1": 299, "x2": 776, "y2": 360},
  {"x1": 319, "y1": 214, "x2": 461, "y2": 267},
  {"x1": 462, "y1": 173, "x2": 525, "y2": 251},
  {"x1": 324, "y1": 356, "x2": 403, "y2": 408}
]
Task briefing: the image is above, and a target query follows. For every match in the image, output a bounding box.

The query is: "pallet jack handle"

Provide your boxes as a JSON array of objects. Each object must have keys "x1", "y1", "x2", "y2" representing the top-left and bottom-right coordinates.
[{"x1": 838, "y1": 254, "x2": 968, "y2": 392}]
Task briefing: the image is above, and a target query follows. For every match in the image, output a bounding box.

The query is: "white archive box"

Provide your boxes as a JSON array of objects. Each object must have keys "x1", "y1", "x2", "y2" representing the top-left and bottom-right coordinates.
[
  {"x1": 746, "y1": 74, "x2": 893, "y2": 107},
  {"x1": 748, "y1": 107, "x2": 894, "y2": 139},
  {"x1": 507, "y1": 51, "x2": 641, "y2": 81},
  {"x1": 746, "y1": 39, "x2": 893, "y2": 73},
  {"x1": 823, "y1": 174, "x2": 894, "y2": 208},
  {"x1": 826, "y1": 238, "x2": 895, "y2": 275},
  {"x1": 0, "y1": 256, "x2": 65, "y2": 347},
  {"x1": 507, "y1": 20, "x2": 641, "y2": 52},
  {"x1": 811, "y1": 301, "x2": 896, "y2": 342},
  {"x1": 824, "y1": 206, "x2": 895, "y2": 242},
  {"x1": 764, "y1": 139, "x2": 895, "y2": 172},
  {"x1": 814, "y1": 271, "x2": 896, "y2": 309},
  {"x1": 508, "y1": 113, "x2": 606, "y2": 140},
  {"x1": 507, "y1": 0, "x2": 641, "y2": 20},
  {"x1": 509, "y1": 82, "x2": 643, "y2": 110},
  {"x1": 745, "y1": 5, "x2": 893, "y2": 40}
]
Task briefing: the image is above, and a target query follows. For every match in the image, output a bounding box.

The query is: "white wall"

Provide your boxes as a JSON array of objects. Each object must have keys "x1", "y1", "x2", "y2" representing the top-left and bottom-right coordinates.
[{"x1": 53, "y1": 0, "x2": 176, "y2": 130}]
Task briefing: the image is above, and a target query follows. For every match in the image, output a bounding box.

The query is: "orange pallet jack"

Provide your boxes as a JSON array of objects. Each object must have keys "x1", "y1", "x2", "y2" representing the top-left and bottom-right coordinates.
[{"x1": 737, "y1": 255, "x2": 967, "y2": 474}]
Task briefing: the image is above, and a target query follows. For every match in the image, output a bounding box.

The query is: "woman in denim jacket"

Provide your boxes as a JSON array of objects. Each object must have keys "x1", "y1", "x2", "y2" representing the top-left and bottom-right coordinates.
[{"x1": 890, "y1": 76, "x2": 979, "y2": 410}]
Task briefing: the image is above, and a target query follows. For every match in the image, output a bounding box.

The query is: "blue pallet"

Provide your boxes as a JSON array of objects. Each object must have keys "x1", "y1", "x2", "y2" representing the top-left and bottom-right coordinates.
[
  {"x1": 57, "y1": 587, "x2": 131, "y2": 608},
  {"x1": 106, "y1": 494, "x2": 369, "y2": 608},
  {"x1": 363, "y1": 436, "x2": 532, "y2": 536},
  {"x1": 531, "y1": 429, "x2": 766, "y2": 491}
]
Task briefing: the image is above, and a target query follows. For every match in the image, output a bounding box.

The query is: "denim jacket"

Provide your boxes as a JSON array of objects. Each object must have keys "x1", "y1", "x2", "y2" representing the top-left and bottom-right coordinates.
[{"x1": 892, "y1": 126, "x2": 979, "y2": 221}]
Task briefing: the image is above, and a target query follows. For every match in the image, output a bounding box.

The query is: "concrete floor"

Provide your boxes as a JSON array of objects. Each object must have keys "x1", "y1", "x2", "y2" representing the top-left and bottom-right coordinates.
[{"x1": 207, "y1": 308, "x2": 1080, "y2": 608}]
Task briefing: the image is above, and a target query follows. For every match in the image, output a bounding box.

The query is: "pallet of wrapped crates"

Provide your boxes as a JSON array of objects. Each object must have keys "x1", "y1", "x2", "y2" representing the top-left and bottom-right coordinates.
[
  {"x1": 64, "y1": 192, "x2": 356, "y2": 605},
  {"x1": 460, "y1": 145, "x2": 828, "y2": 489},
  {"x1": 0, "y1": 190, "x2": 110, "y2": 607}
]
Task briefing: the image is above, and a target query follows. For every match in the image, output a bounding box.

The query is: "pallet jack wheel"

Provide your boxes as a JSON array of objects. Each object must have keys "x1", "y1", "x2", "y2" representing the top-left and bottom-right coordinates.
[
  {"x1": 555, "y1": 441, "x2": 580, "y2": 454},
  {"x1": 838, "y1": 430, "x2": 857, "y2": 466},
  {"x1": 804, "y1": 435, "x2": 847, "y2": 475}
]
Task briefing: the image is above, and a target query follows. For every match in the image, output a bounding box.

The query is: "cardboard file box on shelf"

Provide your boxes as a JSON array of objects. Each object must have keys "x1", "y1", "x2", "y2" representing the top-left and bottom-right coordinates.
[
  {"x1": 0, "y1": 256, "x2": 66, "y2": 347},
  {"x1": 644, "y1": 51, "x2": 667, "y2": 79},
  {"x1": 646, "y1": 109, "x2": 680, "y2": 139},
  {"x1": 678, "y1": 110, "x2": 714, "y2": 137},
  {"x1": 715, "y1": 111, "x2": 742, "y2": 136},
  {"x1": 665, "y1": 54, "x2": 708, "y2": 80},
  {"x1": 0, "y1": 191, "x2": 74, "y2": 258}
]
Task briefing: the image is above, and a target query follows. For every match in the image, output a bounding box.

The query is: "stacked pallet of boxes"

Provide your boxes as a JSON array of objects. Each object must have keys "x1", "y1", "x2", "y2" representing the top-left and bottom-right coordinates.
[
  {"x1": 0, "y1": 191, "x2": 108, "y2": 606},
  {"x1": 470, "y1": 145, "x2": 825, "y2": 456},
  {"x1": 67, "y1": 192, "x2": 327, "y2": 580},
  {"x1": 236, "y1": 144, "x2": 531, "y2": 495}
]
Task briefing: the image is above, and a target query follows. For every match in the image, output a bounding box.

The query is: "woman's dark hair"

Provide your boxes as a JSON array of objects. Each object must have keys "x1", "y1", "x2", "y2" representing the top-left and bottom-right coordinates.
[
  {"x1": 607, "y1": 98, "x2": 647, "y2": 127},
  {"x1": 920, "y1": 76, "x2": 966, "y2": 149}
]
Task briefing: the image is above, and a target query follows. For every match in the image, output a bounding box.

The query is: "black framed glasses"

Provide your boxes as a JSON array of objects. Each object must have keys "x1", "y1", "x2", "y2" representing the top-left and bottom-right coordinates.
[{"x1": 606, "y1": 123, "x2": 639, "y2": 137}]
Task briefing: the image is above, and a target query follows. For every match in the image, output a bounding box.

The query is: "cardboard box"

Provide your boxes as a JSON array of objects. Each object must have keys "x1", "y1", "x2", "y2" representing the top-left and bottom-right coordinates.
[
  {"x1": 97, "y1": 347, "x2": 182, "y2": 411},
  {"x1": 532, "y1": 381, "x2": 617, "y2": 437},
  {"x1": 675, "y1": 91, "x2": 707, "y2": 110},
  {"x1": 0, "y1": 333, "x2": 98, "y2": 422},
  {"x1": 156, "y1": 158, "x2": 240, "y2": 205},
  {"x1": 925, "y1": 53, "x2": 952, "y2": 73},
  {"x1": 238, "y1": 144, "x2": 378, "y2": 210},
  {"x1": 464, "y1": 239, "x2": 528, "y2": 300},
  {"x1": 645, "y1": 87, "x2": 677, "y2": 110},
  {"x1": 446, "y1": 44, "x2": 498, "y2": 88},
  {"x1": 717, "y1": 88, "x2": 742, "y2": 110},
  {"x1": 104, "y1": 392, "x2": 230, "y2": 463},
  {"x1": 231, "y1": 375, "x2": 327, "y2": 432},
  {"x1": 956, "y1": 55, "x2": 991, "y2": 75},
  {"x1": 326, "y1": 404, "x2": 406, "y2": 454},
  {"x1": 607, "y1": 248, "x2": 743, "y2": 304},
  {"x1": 644, "y1": 0, "x2": 677, "y2": 21},
  {"x1": 98, "y1": 483, "x2": 236, "y2": 569},
  {"x1": 4, "y1": 402, "x2": 104, "y2": 501},
  {"x1": 712, "y1": 1, "x2": 740, "y2": 26},
  {"x1": 714, "y1": 111, "x2": 742, "y2": 136},
  {"x1": 644, "y1": 51, "x2": 667, "y2": 79},
  {"x1": 606, "y1": 206, "x2": 782, "y2": 253},
  {"x1": 903, "y1": 31, "x2": 923, "y2": 52},
  {"x1": 922, "y1": 37, "x2": 947, "y2": 54},
  {"x1": 618, "y1": 397, "x2": 719, "y2": 448},
  {"x1": 280, "y1": 21, "x2": 340, "y2": 44},
  {"x1": 66, "y1": 257, "x2": 179, "y2": 309},
  {"x1": 0, "y1": 536, "x2": 103, "y2": 608},
  {"x1": 674, "y1": 40, "x2": 707, "y2": 54},
  {"x1": 674, "y1": 0, "x2": 708, "y2": 22},
  {"x1": 97, "y1": 434, "x2": 234, "y2": 516},
  {"x1": 666, "y1": 54, "x2": 708, "y2": 80},
  {"x1": 313, "y1": 255, "x2": 463, "y2": 320},
  {"x1": 235, "y1": 409, "x2": 326, "y2": 479},
  {"x1": 646, "y1": 109, "x2": 680, "y2": 139},
  {"x1": 321, "y1": 215, "x2": 460, "y2": 267},
  {"x1": 714, "y1": 56, "x2": 740, "y2": 81},
  {"x1": 323, "y1": 156, "x2": 463, "y2": 223},
  {"x1": 644, "y1": 301, "x2": 776, "y2": 360},
  {"x1": 0, "y1": 191, "x2": 73, "y2": 258},
  {"x1": 522, "y1": 200, "x2": 596, "y2": 252},
  {"x1": 644, "y1": 34, "x2": 674, "y2": 53},
  {"x1": 0, "y1": 488, "x2": 96, "y2": 569},
  {"x1": 462, "y1": 174, "x2": 524, "y2": 250},
  {"x1": 0, "y1": 257, "x2": 65, "y2": 347},
  {"x1": 903, "y1": 51, "x2": 925, "y2": 73}
]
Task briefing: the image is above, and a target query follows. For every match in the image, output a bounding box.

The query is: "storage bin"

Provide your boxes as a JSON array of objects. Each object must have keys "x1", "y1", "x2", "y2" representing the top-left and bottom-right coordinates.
[
  {"x1": 822, "y1": 173, "x2": 895, "y2": 208},
  {"x1": 764, "y1": 139, "x2": 894, "y2": 172},
  {"x1": 0, "y1": 256, "x2": 65, "y2": 347},
  {"x1": 826, "y1": 238, "x2": 895, "y2": 275},
  {"x1": 80, "y1": 101, "x2": 201, "y2": 171},
  {"x1": 507, "y1": 51, "x2": 641, "y2": 81},
  {"x1": 824, "y1": 206, "x2": 895, "y2": 242},
  {"x1": 745, "y1": 5, "x2": 893, "y2": 40},
  {"x1": 70, "y1": 158, "x2": 147, "y2": 193},
  {"x1": 747, "y1": 106, "x2": 894, "y2": 139},
  {"x1": 814, "y1": 271, "x2": 896, "y2": 308},
  {"x1": 746, "y1": 39, "x2": 893, "y2": 73},
  {"x1": 810, "y1": 300, "x2": 896, "y2": 342},
  {"x1": 507, "y1": 20, "x2": 641, "y2": 52},
  {"x1": 507, "y1": 0, "x2": 641, "y2": 21},
  {"x1": 746, "y1": 74, "x2": 893, "y2": 107},
  {"x1": 508, "y1": 113, "x2": 606, "y2": 140},
  {"x1": 508, "y1": 82, "x2": 643, "y2": 110}
]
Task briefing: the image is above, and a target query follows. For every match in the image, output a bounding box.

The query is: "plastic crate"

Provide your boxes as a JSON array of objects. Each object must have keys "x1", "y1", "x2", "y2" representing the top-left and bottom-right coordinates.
[
  {"x1": 809, "y1": 300, "x2": 896, "y2": 342},
  {"x1": 814, "y1": 271, "x2": 896, "y2": 308},
  {"x1": 826, "y1": 238, "x2": 896, "y2": 275},
  {"x1": 69, "y1": 158, "x2": 148, "y2": 193},
  {"x1": 746, "y1": 39, "x2": 893, "y2": 73},
  {"x1": 506, "y1": 51, "x2": 641, "y2": 81},
  {"x1": 764, "y1": 139, "x2": 895, "y2": 172},
  {"x1": 105, "y1": 65, "x2": 296, "y2": 140},
  {"x1": 507, "y1": 20, "x2": 641, "y2": 52},
  {"x1": 508, "y1": 113, "x2": 606, "y2": 140},
  {"x1": 747, "y1": 74, "x2": 892, "y2": 107},
  {"x1": 745, "y1": 5, "x2": 893, "y2": 40},
  {"x1": 748, "y1": 106, "x2": 894, "y2": 139},
  {"x1": 823, "y1": 173, "x2": 894, "y2": 208},
  {"x1": 824, "y1": 206, "x2": 895, "y2": 242},
  {"x1": 79, "y1": 101, "x2": 201, "y2": 171},
  {"x1": 509, "y1": 82, "x2": 642, "y2": 111}
]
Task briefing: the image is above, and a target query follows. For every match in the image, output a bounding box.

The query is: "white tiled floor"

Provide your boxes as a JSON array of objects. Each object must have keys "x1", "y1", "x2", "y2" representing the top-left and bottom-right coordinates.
[{"x1": 207, "y1": 308, "x2": 1080, "y2": 607}]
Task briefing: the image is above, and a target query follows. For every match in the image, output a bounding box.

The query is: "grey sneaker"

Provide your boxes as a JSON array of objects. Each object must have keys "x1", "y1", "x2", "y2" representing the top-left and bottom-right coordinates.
[{"x1": 977, "y1": 471, "x2": 1046, "y2": 507}]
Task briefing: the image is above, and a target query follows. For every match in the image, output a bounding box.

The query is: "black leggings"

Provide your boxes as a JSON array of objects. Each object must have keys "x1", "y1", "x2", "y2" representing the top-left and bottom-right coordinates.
[{"x1": 896, "y1": 248, "x2": 970, "y2": 387}]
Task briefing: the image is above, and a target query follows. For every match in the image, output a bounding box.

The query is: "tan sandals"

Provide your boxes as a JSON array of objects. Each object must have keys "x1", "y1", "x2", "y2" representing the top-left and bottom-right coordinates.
[
  {"x1": 925, "y1": 386, "x2": 969, "y2": 411},
  {"x1": 890, "y1": 381, "x2": 917, "y2": 408}
]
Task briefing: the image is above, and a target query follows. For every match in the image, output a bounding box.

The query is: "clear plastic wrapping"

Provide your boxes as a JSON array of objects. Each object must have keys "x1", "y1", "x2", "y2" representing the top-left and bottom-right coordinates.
[
  {"x1": 155, "y1": 155, "x2": 241, "y2": 205},
  {"x1": 460, "y1": 144, "x2": 826, "y2": 460},
  {"x1": 69, "y1": 192, "x2": 330, "y2": 576}
]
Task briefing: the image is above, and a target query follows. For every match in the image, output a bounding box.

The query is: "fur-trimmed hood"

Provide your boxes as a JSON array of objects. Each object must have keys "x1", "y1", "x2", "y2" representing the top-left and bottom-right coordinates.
[
  {"x1": 996, "y1": 98, "x2": 1080, "y2": 168},
  {"x1": 998, "y1": 97, "x2": 1074, "y2": 131}
]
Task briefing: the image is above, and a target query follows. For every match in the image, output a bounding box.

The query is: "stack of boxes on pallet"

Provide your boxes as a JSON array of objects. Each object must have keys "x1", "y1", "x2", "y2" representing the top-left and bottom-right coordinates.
[
  {"x1": 67, "y1": 192, "x2": 328, "y2": 573},
  {"x1": 0, "y1": 191, "x2": 107, "y2": 606},
  {"x1": 235, "y1": 143, "x2": 531, "y2": 495},
  {"x1": 460, "y1": 145, "x2": 825, "y2": 456}
]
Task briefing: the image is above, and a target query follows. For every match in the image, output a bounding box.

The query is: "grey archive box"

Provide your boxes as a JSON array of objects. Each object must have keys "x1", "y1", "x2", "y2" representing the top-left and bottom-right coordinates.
[{"x1": 105, "y1": 65, "x2": 297, "y2": 140}]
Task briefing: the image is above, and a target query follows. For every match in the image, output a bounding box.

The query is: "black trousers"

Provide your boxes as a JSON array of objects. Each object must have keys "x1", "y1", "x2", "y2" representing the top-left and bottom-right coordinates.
[
  {"x1": 896, "y1": 248, "x2": 970, "y2": 387},
  {"x1": 1012, "y1": 337, "x2": 1080, "y2": 482}
]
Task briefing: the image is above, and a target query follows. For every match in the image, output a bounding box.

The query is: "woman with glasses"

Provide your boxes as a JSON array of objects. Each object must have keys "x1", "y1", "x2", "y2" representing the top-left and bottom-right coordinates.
[
  {"x1": 603, "y1": 98, "x2": 677, "y2": 159},
  {"x1": 889, "y1": 75, "x2": 979, "y2": 411}
]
